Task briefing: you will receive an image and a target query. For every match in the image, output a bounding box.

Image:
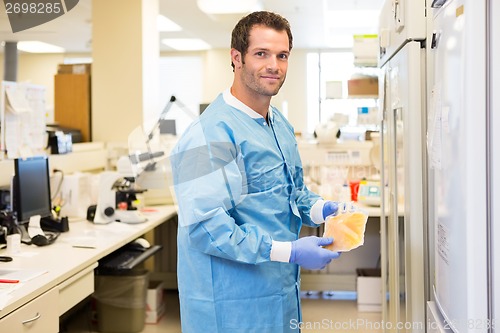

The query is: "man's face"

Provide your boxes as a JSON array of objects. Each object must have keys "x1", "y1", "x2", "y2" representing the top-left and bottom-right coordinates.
[{"x1": 236, "y1": 25, "x2": 290, "y2": 97}]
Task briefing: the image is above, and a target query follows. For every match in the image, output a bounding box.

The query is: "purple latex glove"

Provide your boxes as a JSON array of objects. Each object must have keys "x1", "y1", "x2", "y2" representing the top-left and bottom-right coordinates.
[
  {"x1": 322, "y1": 201, "x2": 339, "y2": 219},
  {"x1": 290, "y1": 236, "x2": 341, "y2": 270}
]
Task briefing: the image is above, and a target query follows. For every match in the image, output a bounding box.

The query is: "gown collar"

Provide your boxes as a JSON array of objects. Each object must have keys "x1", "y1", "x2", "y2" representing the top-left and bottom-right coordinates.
[{"x1": 223, "y1": 88, "x2": 273, "y2": 123}]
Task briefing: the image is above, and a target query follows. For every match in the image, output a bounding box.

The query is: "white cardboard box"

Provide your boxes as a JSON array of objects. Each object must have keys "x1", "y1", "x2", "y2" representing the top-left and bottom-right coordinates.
[
  {"x1": 146, "y1": 302, "x2": 165, "y2": 324},
  {"x1": 357, "y1": 276, "x2": 382, "y2": 312},
  {"x1": 145, "y1": 281, "x2": 165, "y2": 324}
]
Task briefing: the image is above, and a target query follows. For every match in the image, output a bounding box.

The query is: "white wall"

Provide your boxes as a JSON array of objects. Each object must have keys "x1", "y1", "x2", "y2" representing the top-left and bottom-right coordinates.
[
  {"x1": 272, "y1": 49, "x2": 308, "y2": 135},
  {"x1": 91, "y1": 0, "x2": 159, "y2": 143},
  {"x1": 201, "y1": 48, "x2": 233, "y2": 102}
]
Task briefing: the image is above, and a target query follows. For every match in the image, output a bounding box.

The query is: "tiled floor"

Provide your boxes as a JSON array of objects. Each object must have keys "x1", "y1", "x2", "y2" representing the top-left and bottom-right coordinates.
[
  {"x1": 63, "y1": 291, "x2": 382, "y2": 333},
  {"x1": 300, "y1": 296, "x2": 383, "y2": 333}
]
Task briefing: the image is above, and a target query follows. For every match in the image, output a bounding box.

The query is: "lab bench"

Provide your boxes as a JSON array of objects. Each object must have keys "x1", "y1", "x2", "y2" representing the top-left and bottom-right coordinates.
[{"x1": 0, "y1": 205, "x2": 177, "y2": 333}]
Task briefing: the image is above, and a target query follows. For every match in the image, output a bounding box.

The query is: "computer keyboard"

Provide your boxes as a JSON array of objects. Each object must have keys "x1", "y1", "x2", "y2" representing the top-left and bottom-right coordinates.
[
  {"x1": 99, "y1": 245, "x2": 162, "y2": 271},
  {"x1": 100, "y1": 251, "x2": 138, "y2": 270}
]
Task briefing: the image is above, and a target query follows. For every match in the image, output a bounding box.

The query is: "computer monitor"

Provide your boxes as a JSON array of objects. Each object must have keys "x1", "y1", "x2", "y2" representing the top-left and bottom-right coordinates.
[{"x1": 13, "y1": 156, "x2": 52, "y2": 224}]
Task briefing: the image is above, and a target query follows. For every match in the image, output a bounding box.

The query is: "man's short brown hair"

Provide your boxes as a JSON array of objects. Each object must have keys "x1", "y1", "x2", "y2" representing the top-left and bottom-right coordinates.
[{"x1": 231, "y1": 11, "x2": 293, "y2": 70}]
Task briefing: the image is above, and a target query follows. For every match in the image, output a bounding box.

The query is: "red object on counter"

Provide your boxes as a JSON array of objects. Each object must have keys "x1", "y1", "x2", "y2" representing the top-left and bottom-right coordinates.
[{"x1": 349, "y1": 180, "x2": 360, "y2": 201}]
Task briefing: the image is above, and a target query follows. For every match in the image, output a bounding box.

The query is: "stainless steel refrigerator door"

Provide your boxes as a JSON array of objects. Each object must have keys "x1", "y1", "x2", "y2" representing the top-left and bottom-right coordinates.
[{"x1": 380, "y1": 41, "x2": 426, "y2": 332}]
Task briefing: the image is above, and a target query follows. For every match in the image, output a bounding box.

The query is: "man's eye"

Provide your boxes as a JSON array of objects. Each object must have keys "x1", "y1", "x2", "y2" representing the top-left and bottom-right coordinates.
[
  {"x1": 279, "y1": 54, "x2": 289, "y2": 60},
  {"x1": 256, "y1": 51, "x2": 265, "y2": 56}
]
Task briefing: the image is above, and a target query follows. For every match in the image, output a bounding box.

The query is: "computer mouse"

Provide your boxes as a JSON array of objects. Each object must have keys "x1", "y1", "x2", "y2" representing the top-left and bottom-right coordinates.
[
  {"x1": 31, "y1": 234, "x2": 50, "y2": 246},
  {"x1": 132, "y1": 237, "x2": 151, "y2": 249},
  {"x1": 31, "y1": 233, "x2": 59, "y2": 247}
]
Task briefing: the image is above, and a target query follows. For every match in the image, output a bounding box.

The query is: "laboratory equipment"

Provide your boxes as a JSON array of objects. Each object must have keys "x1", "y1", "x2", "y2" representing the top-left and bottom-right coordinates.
[
  {"x1": 125, "y1": 95, "x2": 189, "y2": 206},
  {"x1": 93, "y1": 95, "x2": 189, "y2": 224},
  {"x1": 338, "y1": 183, "x2": 351, "y2": 202},
  {"x1": 425, "y1": 0, "x2": 498, "y2": 330},
  {"x1": 93, "y1": 171, "x2": 147, "y2": 224},
  {"x1": 379, "y1": 0, "x2": 427, "y2": 327},
  {"x1": 357, "y1": 180, "x2": 381, "y2": 206},
  {"x1": 297, "y1": 140, "x2": 375, "y2": 201},
  {"x1": 314, "y1": 121, "x2": 340, "y2": 145},
  {"x1": 357, "y1": 132, "x2": 382, "y2": 206}
]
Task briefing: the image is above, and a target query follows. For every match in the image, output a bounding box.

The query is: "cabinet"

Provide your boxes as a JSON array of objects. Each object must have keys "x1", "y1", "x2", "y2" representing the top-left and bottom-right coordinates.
[
  {"x1": 0, "y1": 288, "x2": 59, "y2": 333},
  {"x1": 0, "y1": 265, "x2": 95, "y2": 333},
  {"x1": 57, "y1": 264, "x2": 95, "y2": 315},
  {"x1": 54, "y1": 73, "x2": 91, "y2": 142}
]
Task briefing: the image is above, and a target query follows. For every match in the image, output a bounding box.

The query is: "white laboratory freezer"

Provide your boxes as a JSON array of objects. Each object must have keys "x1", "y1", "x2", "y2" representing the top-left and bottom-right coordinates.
[
  {"x1": 379, "y1": 0, "x2": 427, "y2": 331},
  {"x1": 426, "y1": 0, "x2": 498, "y2": 332},
  {"x1": 378, "y1": 1, "x2": 499, "y2": 332}
]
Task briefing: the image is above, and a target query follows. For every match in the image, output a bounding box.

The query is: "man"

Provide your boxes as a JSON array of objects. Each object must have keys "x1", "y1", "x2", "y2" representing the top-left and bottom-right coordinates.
[{"x1": 171, "y1": 11, "x2": 341, "y2": 333}]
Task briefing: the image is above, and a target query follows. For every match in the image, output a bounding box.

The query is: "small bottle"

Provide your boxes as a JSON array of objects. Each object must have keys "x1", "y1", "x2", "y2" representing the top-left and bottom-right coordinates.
[{"x1": 339, "y1": 182, "x2": 351, "y2": 202}]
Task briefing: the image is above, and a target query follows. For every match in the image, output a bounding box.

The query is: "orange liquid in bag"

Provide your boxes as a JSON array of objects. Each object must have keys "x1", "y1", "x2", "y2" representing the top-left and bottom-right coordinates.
[{"x1": 323, "y1": 211, "x2": 368, "y2": 252}]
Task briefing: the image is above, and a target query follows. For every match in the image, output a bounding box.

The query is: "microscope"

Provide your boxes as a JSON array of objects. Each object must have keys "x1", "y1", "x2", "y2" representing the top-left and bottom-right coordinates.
[
  {"x1": 93, "y1": 171, "x2": 147, "y2": 224},
  {"x1": 93, "y1": 95, "x2": 189, "y2": 224}
]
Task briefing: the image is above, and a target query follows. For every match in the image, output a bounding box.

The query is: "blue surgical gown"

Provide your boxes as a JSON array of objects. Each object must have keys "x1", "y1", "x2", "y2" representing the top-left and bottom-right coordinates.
[{"x1": 170, "y1": 93, "x2": 321, "y2": 333}]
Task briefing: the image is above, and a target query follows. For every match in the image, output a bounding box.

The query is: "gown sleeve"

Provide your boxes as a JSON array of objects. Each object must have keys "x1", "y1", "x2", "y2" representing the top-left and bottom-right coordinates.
[{"x1": 292, "y1": 147, "x2": 322, "y2": 227}]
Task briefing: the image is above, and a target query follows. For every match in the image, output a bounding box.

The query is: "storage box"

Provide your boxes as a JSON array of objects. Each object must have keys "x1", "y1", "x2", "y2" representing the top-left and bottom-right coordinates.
[
  {"x1": 348, "y1": 77, "x2": 379, "y2": 97},
  {"x1": 353, "y1": 34, "x2": 379, "y2": 67},
  {"x1": 57, "y1": 63, "x2": 91, "y2": 74},
  {"x1": 146, "y1": 302, "x2": 165, "y2": 324},
  {"x1": 356, "y1": 268, "x2": 382, "y2": 312},
  {"x1": 325, "y1": 81, "x2": 343, "y2": 99},
  {"x1": 145, "y1": 280, "x2": 165, "y2": 324}
]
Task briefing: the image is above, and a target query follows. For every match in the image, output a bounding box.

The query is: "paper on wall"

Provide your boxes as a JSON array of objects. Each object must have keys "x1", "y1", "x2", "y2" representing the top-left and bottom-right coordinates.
[
  {"x1": 1, "y1": 82, "x2": 47, "y2": 159},
  {"x1": 5, "y1": 87, "x2": 31, "y2": 114}
]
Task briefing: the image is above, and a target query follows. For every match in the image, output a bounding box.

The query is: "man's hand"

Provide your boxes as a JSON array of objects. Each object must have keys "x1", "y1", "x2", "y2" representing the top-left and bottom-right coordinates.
[
  {"x1": 290, "y1": 236, "x2": 341, "y2": 270},
  {"x1": 322, "y1": 201, "x2": 339, "y2": 219}
]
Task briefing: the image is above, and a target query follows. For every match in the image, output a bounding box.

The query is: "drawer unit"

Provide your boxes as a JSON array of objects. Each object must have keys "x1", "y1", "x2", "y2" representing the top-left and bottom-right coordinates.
[
  {"x1": 58, "y1": 264, "x2": 96, "y2": 315},
  {"x1": 0, "y1": 288, "x2": 58, "y2": 333}
]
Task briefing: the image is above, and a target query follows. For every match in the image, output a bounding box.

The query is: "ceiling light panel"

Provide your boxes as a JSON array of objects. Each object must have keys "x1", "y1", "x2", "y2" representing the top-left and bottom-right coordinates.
[
  {"x1": 157, "y1": 15, "x2": 182, "y2": 32},
  {"x1": 197, "y1": 0, "x2": 262, "y2": 14},
  {"x1": 161, "y1": 38, "x2": 211, "y2": 51},
  {"x1": 325, "y1": 0, "x2": 385, "y2": 11},
  {"x1": 17, "y1": 41, "x2": 65, "y2": 53}
]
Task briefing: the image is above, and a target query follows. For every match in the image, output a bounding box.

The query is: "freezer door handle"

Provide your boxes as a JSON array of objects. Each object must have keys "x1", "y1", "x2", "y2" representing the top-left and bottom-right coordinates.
[
  {"x1": 431, "y1": 0, "x2": 448, "y2": 8},
  {"x1": 431, "y1": 32, "x2": 441, "y2": 49},
  {"x1": 392, "y1": 0, "x2": 405, "y2": 32}
]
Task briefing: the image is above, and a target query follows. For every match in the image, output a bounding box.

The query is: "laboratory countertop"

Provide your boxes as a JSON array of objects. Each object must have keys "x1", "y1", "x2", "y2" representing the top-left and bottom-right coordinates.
[
  {"x1": 354, "y1": 203, "x2": 404, "y2": 218},
  {"x1": 0, "y1": 205, "x2": 177, "y2": 320},
  {"x1": 356, "y1": 203, "x2": 383, "y2": 217}
]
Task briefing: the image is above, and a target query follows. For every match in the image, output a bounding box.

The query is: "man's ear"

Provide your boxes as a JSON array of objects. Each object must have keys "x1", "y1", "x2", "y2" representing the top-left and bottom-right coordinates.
[{"x1": 231, "y1": 49, "x2": 242, "y2": 69}]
